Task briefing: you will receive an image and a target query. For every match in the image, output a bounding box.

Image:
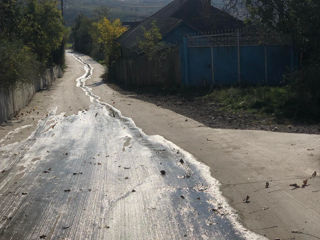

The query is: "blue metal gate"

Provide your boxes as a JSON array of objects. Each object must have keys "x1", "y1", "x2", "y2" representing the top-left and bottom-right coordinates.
[{"x1": 181, "y1": 30, "x2": 297, "y2": 87}]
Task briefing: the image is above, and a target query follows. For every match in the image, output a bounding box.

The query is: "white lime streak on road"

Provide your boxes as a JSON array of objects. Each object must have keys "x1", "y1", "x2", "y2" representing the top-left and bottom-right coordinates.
[
  {"x1": 0, "y1": 52, "x2": 266, "y2": 240},
  {"x1": 0, "y1": 124, "x2": 33, "y2": 146},
  {"x1": 71, "y1": 53, "x2": 266, "y2": 240}
]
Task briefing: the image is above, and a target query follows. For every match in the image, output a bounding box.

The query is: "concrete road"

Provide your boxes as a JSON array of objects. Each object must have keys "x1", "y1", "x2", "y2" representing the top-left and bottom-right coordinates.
[
  {"x1": 0, "y1": 52, "x2": 264, "y2": 240},
  {"x1": 0, "y1": 52, "x2": 319, "y2": 240}
]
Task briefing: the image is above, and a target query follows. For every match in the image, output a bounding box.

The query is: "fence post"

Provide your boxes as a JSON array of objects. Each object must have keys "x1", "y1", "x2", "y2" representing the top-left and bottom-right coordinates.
[
  {"x1": 264, "y1": 45, "x2": 268, "y2": 84},
  {"x1": 183, "y1": 37, "x2": 189, "y2": 86},
  {"x1": 210, "y1": 47, "x2": 215, "y2": 85},
  {"x1": 237, "y1": 29, "x2": 241, "y2": 85}
]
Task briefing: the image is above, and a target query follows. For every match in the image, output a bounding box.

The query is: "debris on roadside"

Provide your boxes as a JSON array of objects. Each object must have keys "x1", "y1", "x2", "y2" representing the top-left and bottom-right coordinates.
[
  {"x1": 311, "y1": 171, "x2": 317, "y2": 178},
  {"x1": 265, "y1": 181, "x2": 270, "y2": 188},
  {"x1": 179, "y1": 159, "x2": 184, "y2": 164},
  {"x1": 160, "y1": 170, "x2": 166, "y2": 175},
  {"x1": 2, "y1": 216, "x2": 12, "y2": 221},
  {"x1": 64, "y1": 189, "x2": 71, "y2": 193},
  {"x1": 39, "y1": 235, "x2": 47, "y2": 239}
]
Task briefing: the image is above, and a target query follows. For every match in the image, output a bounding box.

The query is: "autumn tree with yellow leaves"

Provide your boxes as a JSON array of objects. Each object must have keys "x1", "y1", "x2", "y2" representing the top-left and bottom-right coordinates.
[
  {"x1": 71, "y1": 14, "x2": 127, "y2": 66},
  {"x1": 94, "y1": 18, "x2": 127, "y2": 66}
]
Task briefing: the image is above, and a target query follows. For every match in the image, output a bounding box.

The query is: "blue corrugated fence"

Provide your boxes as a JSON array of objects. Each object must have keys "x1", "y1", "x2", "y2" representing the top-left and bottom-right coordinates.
[{"x1": 181, "y1": 31, "x2": 297, "y2": 87}]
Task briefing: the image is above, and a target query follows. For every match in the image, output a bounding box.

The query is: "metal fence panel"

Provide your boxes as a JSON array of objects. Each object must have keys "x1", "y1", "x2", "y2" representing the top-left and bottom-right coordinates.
[
  {"x1": 187, "y1": 47, "x2": 212, "y2": 86},
  {"x1": 240, "y1": 46, "x2": 265, "y2": 85},
  {"x1": 213, "y1": 46, "x2": 238, "y2": 85},
  {"x1": 181, "y1": 31, "x2": 297, "y2": 87}
]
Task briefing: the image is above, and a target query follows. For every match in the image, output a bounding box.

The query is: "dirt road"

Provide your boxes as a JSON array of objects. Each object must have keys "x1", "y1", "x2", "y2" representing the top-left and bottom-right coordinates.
[{"x1": 0, "y1": 52, "x2": 319, "y2": 240}]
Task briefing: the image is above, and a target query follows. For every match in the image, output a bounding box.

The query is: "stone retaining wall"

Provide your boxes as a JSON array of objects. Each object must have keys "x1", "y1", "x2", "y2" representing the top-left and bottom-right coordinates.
[{"x1": 0, "y1": 66, "x2": 62, "y2": 123}]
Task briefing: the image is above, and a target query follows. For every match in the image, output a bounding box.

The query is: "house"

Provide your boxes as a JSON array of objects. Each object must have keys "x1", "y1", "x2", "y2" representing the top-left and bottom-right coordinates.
[
  {"x1": 118, "y1": 0, "x2": 242, "y2": 54},
  {"x1": 110, "y1": 0, "x2": 243, "y2": 86}
]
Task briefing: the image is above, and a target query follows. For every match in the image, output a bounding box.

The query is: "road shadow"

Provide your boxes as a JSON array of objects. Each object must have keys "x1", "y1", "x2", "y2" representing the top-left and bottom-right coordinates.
[{"x1": 104, "y1": 81, "x2": 320, "y2": 135}]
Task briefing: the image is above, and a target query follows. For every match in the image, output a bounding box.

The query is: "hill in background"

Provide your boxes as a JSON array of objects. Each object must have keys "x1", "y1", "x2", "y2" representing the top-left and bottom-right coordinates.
[
  {"x1": 63, "y1": 0, "x2": 245, "y2": 26},
  {"x1": 64, "y1": 0, "x2": 170, "y2": 25}
]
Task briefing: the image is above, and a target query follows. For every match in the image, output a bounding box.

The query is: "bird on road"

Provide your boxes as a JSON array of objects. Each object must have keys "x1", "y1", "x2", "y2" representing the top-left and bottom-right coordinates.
[{"x1": 243, "y1": 195, "x2": 250, "y2": 203}]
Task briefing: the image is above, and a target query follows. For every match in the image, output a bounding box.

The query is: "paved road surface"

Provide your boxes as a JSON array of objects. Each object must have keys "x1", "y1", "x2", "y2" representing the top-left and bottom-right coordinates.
[{"x1": 0, "y1": 52, "x2": 264, "y2": 240}]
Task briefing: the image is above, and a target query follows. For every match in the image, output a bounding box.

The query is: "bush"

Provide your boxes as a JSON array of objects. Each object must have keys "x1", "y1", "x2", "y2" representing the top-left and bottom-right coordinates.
[
  {"x1": 0, "y1": 0, "x2": 65, "y2": 89},
  {"x1": 284, "y1": 65, "x2": 320, "y2": 119},
  {"x1": 19, "y1": 0, "x2": 65, "y2": 66},
  {"x1": 203, "y1": 86, "x2": 290, "y2": 116},
  {"x1": 71, "y1": 15, "x2": 93, "y2": 55},
  {"x1": 0, "y1": 38, "x2": 39, "y2": 88},
  {"x1": 71, "y1": 14, "x2": 127, "y2": 66}
]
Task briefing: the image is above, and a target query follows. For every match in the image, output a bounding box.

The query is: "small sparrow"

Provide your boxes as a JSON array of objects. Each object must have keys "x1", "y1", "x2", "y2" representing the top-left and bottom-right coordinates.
[
  {"x1": 160, "y1": 170, "x2": 166, "y2": 175},
  {"x1": 302, "y1": 179, "x2": 308, "y2": 188},
  {"x1": 243, "y1": 195, "x2": 250, "y2": 203},
  {"x1": 289, "y1": 183, "x2": 300, "y2": 188}
]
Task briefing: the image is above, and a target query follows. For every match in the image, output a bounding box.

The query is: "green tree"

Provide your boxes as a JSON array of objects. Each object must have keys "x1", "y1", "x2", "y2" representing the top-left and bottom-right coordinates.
[
  {"x1": 19, "y1": 0, "x2": 65, "y2": 65},
  {"x1": 245, "y1": 0, "x2": 320, "y2": 64},
  {"x1": 93, "y1": 17, "x2": 127, "y2": 65},
  {"x1": 71, "y1": 14, "x2": 94, "y2": 55},
  {"x1": 227, "y1": 0, "x2": 320, "y2": 119},
  {"x1": 138, "y1": 21, "x2": 162, "y2": 60},
  {"x1": 0, "y1": 0, "x2": 22, "y2": 38},
  {"x1": 0, "y1": 0, "x2": 65, "y2": 88},
  {"x1": 0, "y1": 39, "x2": 39, "y2": 88}
]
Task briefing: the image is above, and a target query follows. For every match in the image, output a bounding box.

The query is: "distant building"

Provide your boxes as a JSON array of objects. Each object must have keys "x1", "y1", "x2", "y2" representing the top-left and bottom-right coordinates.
[
  {"x1": 111, "y1": 0, "x2": 243, "y2": 87},
  {"x1": 118, "y1": 0, "x2": 242, "y2": 55}
]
